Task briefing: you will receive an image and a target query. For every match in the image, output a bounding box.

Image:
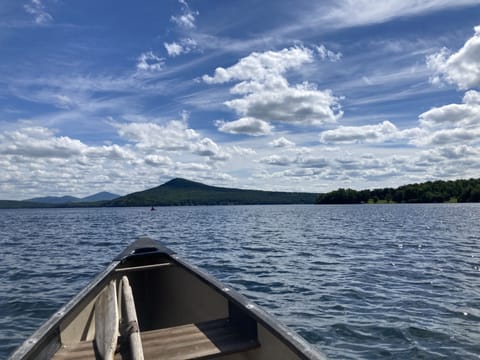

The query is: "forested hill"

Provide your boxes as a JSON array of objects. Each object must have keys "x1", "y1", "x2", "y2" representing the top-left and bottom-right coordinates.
[
  {"x1": 316, "y1": 178, "x2": 480, "y2": 204},
  {"x1": 106, "y1": 178, "x2": 318, "y2": 206},
  {"x1": 3, "y1": 178, "x2": 479, "y2": 209}
]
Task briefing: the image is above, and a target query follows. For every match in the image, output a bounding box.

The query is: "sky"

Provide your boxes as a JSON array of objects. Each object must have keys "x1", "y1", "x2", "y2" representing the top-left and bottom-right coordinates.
[{"x1": 1, "y1": 0, "x2": 480, "y2": 199}]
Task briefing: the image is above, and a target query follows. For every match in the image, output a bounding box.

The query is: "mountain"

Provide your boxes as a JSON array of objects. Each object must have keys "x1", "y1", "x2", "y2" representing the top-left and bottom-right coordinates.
[
  {"x1": 0, "y1": 200, "x2": 54, "y2": 209},
  {"x1": 26, "y1": 195, "x2": 80, "y2": 204},
  {"x1": 25, "y1": 192, "x2": 120, "y2": 205},
  {"x1": 75, "y1": 192, "x2": 120, "y2": 202},
  {"x1": 2, "y1": 177, "x2": 479, "y2": 209},
  {"x1": 106, "y1": 178, "x2": 319, "y2": 206}
]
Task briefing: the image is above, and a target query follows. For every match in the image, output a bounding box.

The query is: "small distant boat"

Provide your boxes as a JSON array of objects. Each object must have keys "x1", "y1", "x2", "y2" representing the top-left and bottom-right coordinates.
[
  {"x1": 150, "y1": 206, "x2": 156, "y2": 211},
  {"x1": 9, "y1": 237, "x2": 326, "y2": 360}
]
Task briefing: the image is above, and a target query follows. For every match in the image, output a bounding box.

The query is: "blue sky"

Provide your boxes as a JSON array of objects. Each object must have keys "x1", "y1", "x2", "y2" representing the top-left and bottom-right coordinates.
[{"x1": 1, "y1": 0, "x2": 480, "y2": 199}]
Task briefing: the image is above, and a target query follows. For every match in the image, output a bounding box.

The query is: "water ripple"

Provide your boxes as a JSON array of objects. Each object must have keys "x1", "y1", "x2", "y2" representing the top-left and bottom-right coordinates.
[{"x1": 1, "y1": 204, "x2": 480, "y2": 359}]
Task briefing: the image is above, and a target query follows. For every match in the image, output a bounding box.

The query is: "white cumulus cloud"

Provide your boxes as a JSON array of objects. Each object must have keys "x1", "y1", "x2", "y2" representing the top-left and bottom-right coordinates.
[
  {"x1": 270, "y1": 137, "x2": 296, "y2": 148},
  {"x1": 114, "y1": 119, "x2": 230, "y2": 162},
  {"x1": 0, "y1": 127, "x2": 87, "y2": 158},
  {"x1": 259, "y1": 154, "x2": 294, "y2": 166},
  {"x1": 427, "y1": 25, "x2": 480, "y2": 89},
  {"x1": 226, "y1": 83, "x2": 342, "y2": 126},
  {"x1": 164, "y1": 42, "x2": 183, "y2": 57},
  {"x1": 413, "y1": 127, "x2": 480, "y2": 146},
  {"x1": 319, "y1": 120, "x2": 402, "y2": 143},
  {"x1": 419, "y1": 91, "x2": 480, "y2": 129},
  {"x1": 436, "y1": 144, "x2": 480, "y2": 160},
  {"x1": 216, "y1": 117, "x2": 273, "y2": 136},
  {"x1": 114, "y1": 120, "x2": 200, "y2": 151},
  {"x1": 203, "y1": 46, "x2": 343, "y2": 132},
  {"x1": 230, "y1": 146, "x2": 257, "y2": 156},
  {"x1": 203, "y1": 47, "x2": 314, "y2": 84},
  {"x1": 87, "y1": 144, "x2": 136, "y2": 161},
  {"x1": 144, "y1": 154, "x2": 173, "y2": 167},
  {"x1": 193, "y1": 138, "x2": 230, "y2": 161}
]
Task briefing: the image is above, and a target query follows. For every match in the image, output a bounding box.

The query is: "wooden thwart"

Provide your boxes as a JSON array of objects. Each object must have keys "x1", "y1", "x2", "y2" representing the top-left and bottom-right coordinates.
[{"x1": 114, "y1": 263, "x2": 173, "y2": 273}]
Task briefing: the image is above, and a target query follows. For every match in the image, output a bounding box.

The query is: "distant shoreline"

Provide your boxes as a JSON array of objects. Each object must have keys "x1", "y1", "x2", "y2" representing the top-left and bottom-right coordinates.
[
  {"x1": 1, "y1": 177, "x2": 479, "y2": 209},
  {"x1": 316, "y1": 178, "x2": 479, "y2": 205}
]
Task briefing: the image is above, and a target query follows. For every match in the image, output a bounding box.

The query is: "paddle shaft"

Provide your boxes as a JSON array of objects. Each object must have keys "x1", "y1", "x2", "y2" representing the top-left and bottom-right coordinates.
[{"x1": 121, "y1": 276, "x2": 144, "y2": 360}]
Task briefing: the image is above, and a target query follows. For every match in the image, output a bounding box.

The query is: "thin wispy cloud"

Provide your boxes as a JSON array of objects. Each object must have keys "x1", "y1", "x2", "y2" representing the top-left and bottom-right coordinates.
[
  {"x1": 24, "y1": 0, "x2": 53, "y2": 25},
  {"x1": 310, "y1": 0, "x2": 480, "y2": 30},
  {"x1": 136, "y1": 51, "x2": 165, "y2": 72},
  {"x1": 170, "y1": 0, "x2": 199, "y2": 29},
  {"x1": 164, "y1": 38, "x2": 197, "y2": 57},
  {"x1": 316, "y1": 45, "x2": 342, "y2": 62}
]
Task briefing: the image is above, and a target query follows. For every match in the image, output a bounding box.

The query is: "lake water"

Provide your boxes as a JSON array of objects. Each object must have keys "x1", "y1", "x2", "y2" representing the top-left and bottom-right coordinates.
[{"x1": 1, "y1": 204, "x2": 479, "y2": 359}]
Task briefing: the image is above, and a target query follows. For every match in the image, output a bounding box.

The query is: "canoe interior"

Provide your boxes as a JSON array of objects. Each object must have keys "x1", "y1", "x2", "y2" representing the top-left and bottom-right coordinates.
[{"x1": 15, "y1": 244, "x2": 321, "y2": 360}]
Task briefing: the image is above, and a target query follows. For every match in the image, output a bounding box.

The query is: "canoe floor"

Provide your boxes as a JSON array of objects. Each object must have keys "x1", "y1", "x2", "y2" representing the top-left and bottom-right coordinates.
[{"x1": 52, "y1": 318, "x2": 259, "y2": 360}]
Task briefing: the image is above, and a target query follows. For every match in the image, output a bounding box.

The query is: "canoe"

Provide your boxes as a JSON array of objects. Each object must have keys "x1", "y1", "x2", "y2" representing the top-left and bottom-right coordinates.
[{"x1": 9, "y1": 237, "x2": 326, "y2": 360}]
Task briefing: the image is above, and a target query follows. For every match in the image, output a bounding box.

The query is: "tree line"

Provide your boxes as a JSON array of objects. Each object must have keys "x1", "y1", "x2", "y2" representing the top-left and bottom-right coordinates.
[{"x1": 316, "y1": 178, "x2": 480, "y2": 204}]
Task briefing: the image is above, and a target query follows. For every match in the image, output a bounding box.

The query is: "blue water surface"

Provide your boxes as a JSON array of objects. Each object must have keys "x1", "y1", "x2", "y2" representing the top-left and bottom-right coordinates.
[{"x1": 1, "y1": 204, "x2": 479, "y2": 359}]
